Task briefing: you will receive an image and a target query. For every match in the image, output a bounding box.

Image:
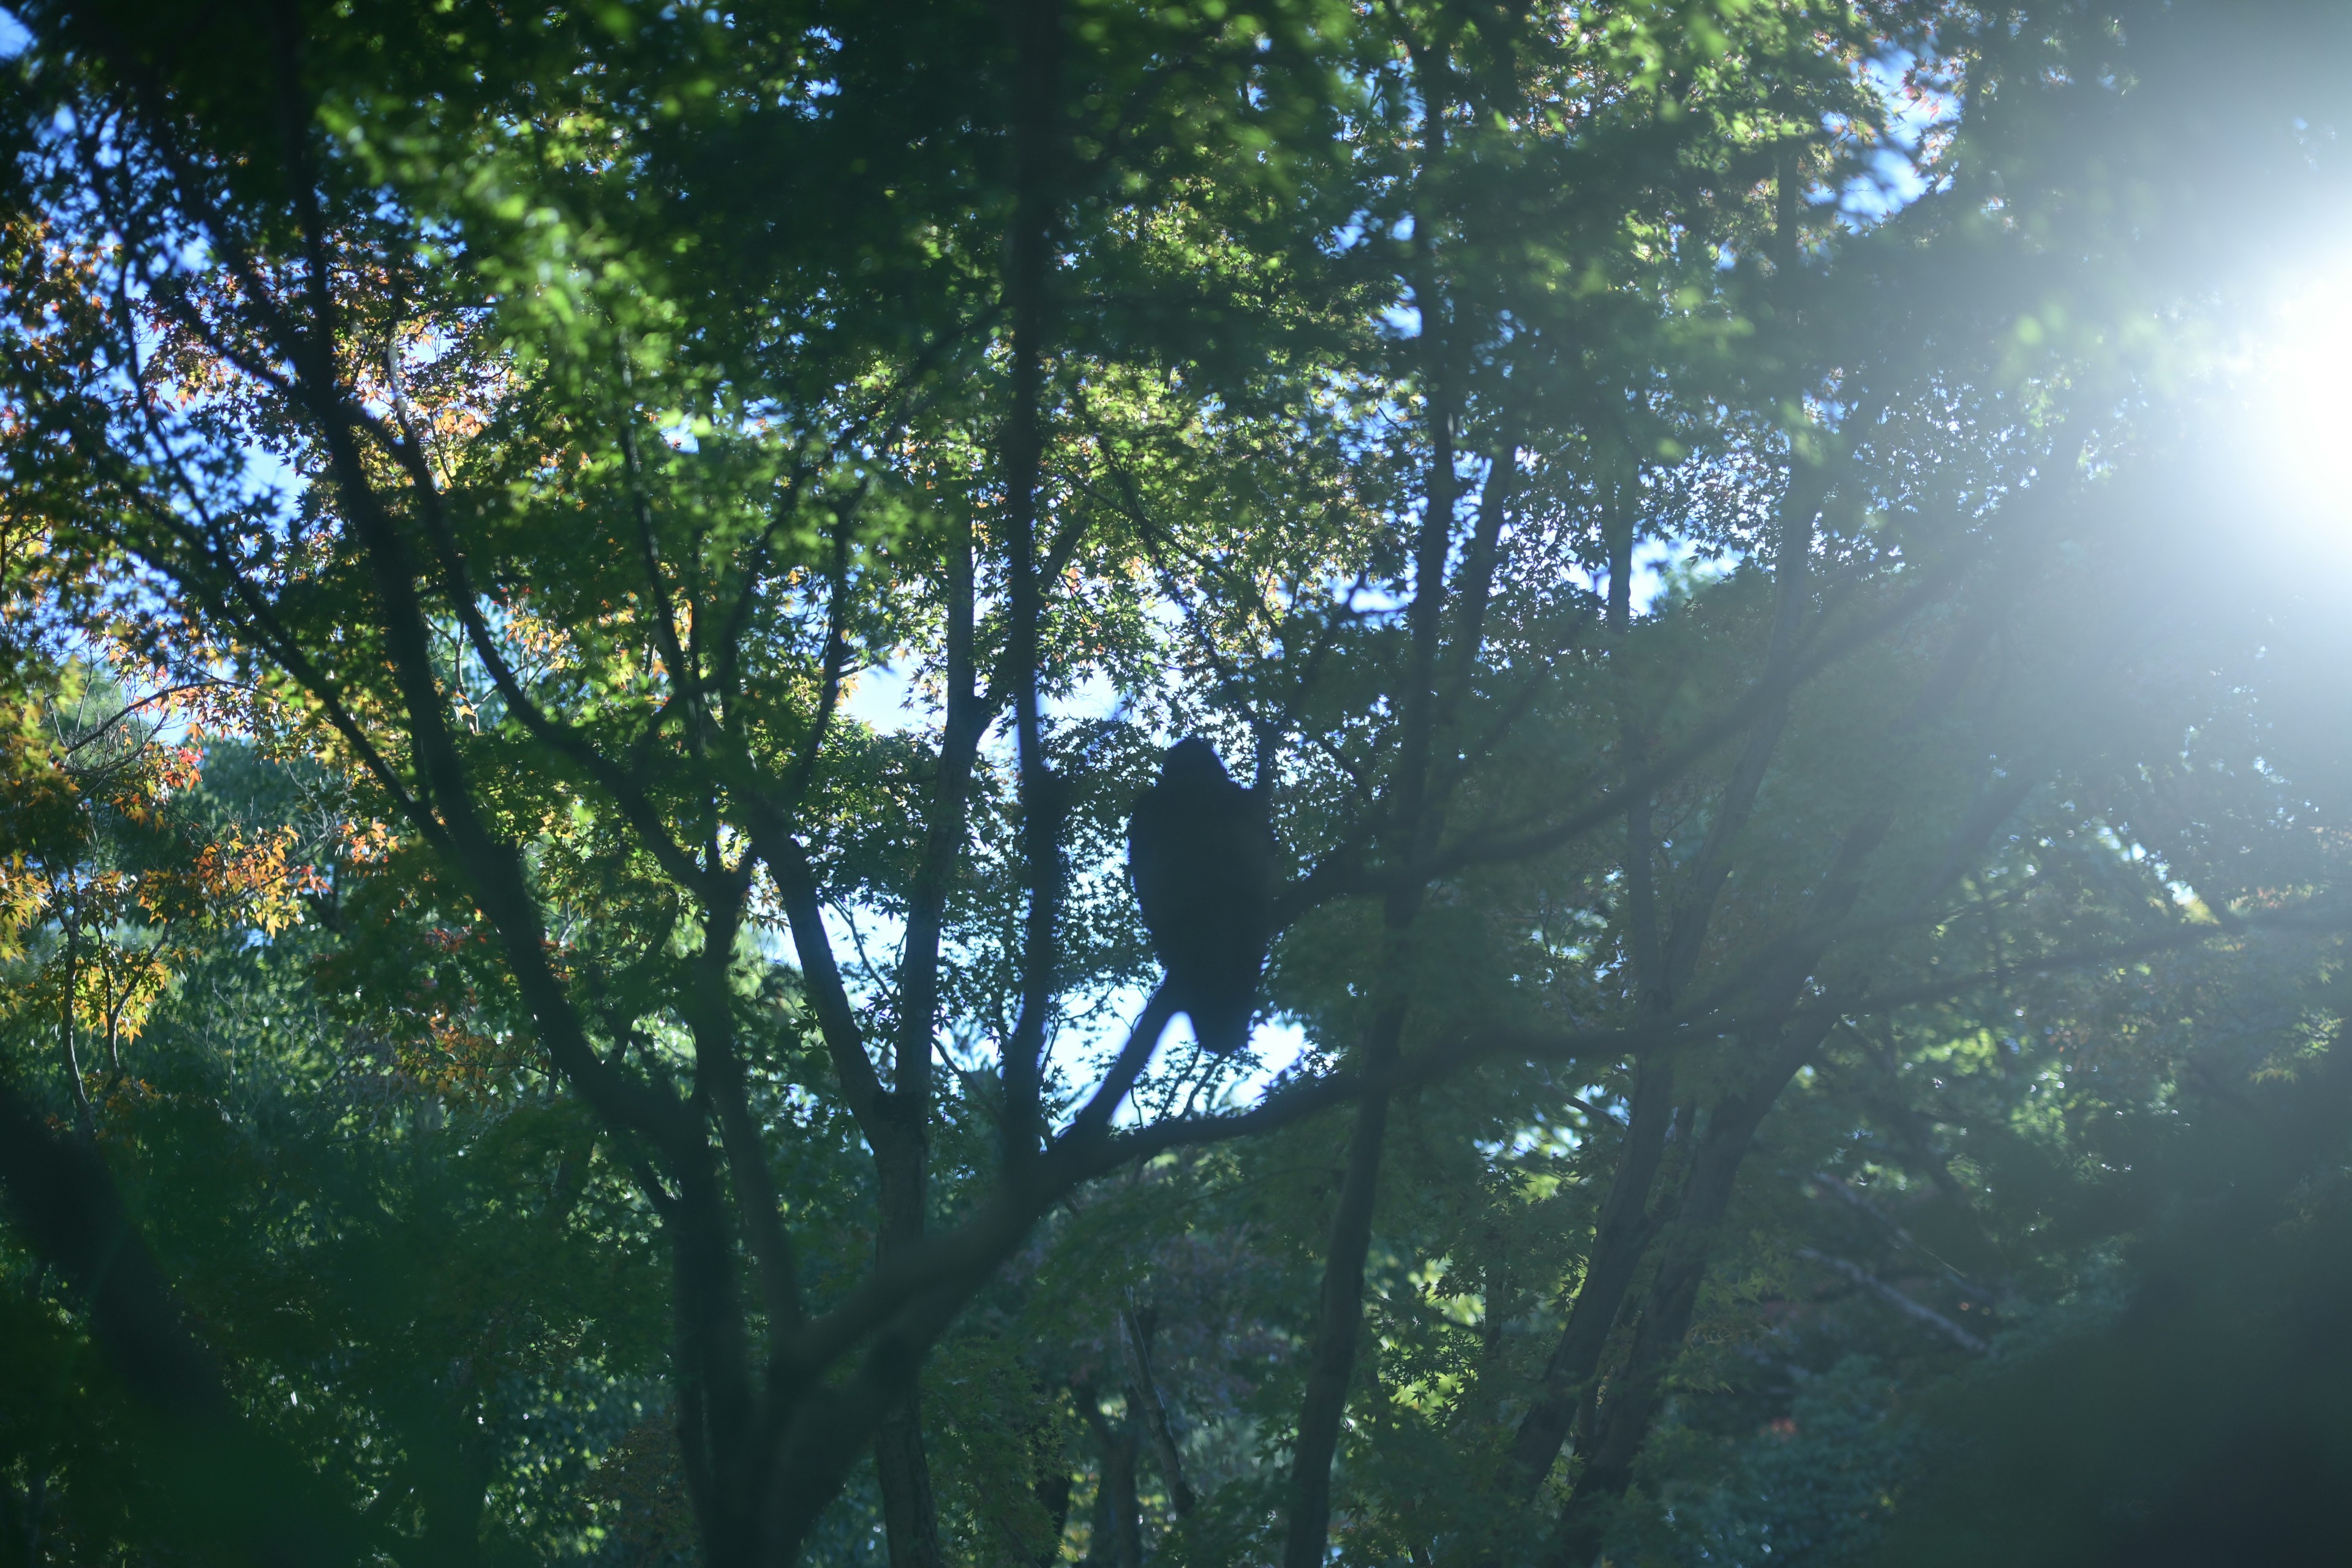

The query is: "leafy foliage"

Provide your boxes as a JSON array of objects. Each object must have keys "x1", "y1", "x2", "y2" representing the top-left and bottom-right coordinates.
[{"x1": 2, "y1": 1, "x2": 2351, "y2": 1566}]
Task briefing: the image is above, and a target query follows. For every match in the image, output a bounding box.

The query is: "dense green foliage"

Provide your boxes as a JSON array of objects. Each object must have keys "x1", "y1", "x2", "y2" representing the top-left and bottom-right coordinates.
[{"x1": 2, "y1": 0, "x2": 2351, "y2": 1564}]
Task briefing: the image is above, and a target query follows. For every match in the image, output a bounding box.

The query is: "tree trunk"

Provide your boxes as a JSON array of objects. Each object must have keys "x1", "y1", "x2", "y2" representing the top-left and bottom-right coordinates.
[
  {"x1": 1121, "y1": 1306, "x2": 1195, "y2": 1519},
  {"x1": 61, "y1": 897, "x2": 92, "y2": 1137},
  {"x1": 874, "y1": 1124, "x2": 944, "y2": 1568},
  {"x1": 410, "y1": 1409, "x2": 492, "y2": 1568},
  {"x1": 1281, "y1": 1021, "x2": 1398, "y2": 1568},
  {"x1": 1078, "y1": 1395, "x2": 1142, "y2": 1568},
  {"x1": 1502, "y1": 477, "x2": 1687, "y2": 1494},
  {"x1": 876, "y1": 1397, "x2": 944, "y2": 1568},
  {"x1": 1548, "y1": 1020, "x2": 1831, "y2": 1566},
  {"x1": 1033, "y1": 1466, "x2": 1074, "y2": 1567},
  {"x1": 1506, "y1": 1056, "x2": 1678, "y2": 1491}
]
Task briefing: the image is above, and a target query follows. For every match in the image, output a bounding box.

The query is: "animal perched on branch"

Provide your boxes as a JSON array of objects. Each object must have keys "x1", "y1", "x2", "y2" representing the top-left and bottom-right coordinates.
[{"x1": 1126, "y1": 737, "x2": 1280, "y2": 1055}]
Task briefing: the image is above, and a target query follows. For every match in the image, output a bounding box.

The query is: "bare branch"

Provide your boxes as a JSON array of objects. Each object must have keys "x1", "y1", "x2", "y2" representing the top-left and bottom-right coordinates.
[{"x1": 1795, "y1": 1247, "x2": 1988, "y2": 1354}]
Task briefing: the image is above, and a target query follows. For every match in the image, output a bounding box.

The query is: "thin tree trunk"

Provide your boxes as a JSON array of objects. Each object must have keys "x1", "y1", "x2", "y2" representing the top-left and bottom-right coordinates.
[
  {"x1": 1547, "y1": 1019, "x2": 1831, "y2": 1566},
  {"x1": 411, "y1": 1405, "x2": 492, "y2": 1568},
  {"x1": 1505, "y1": 480, "x2": 1677, "y2": 1493},
  {"x1": 873, "y1": 1128, "x2": 943, "y2": 1568},
  {"x1": 1105, "y1": 1425, "x2": 1141, "y2": 1568},
  {"x1": 1548, "y1": 810, "x2": 1899, "y2": 1559},
  {"x1": 1033, "y1": 1466, "x2": 1074, "y2": 1567},
  {"x1": 994, "y1": 0, "x2": 1065, "y2": 1172},
  {"x1": 1280, "y1": 52, "x2": 1469, "y2": 1536},
  {"x1": 1077, "y1": 1394, "x2": 1141, "y2": 1568},
  {"x1": 876, "y1": 1396, "x2": 943, "y2": 1568},
  {"x1": 1507, "y1": 423, "x2": 1842, "y2": 1497},
  {"x1": 1121, "y1": 1306, "x2": 1195, "y2": 1518},
  {"x1": 60, "y1": 894, "x2": 91, "y2": 1137},
  {"x1": 1504, "y1": 1056, "x2": 1675, "y2": 1490},
  {"x1": 668, "y1": 1152, "x2": 760, "y2": 1568},
  {"x1": 1281, "y1": 1001, "x2": 1403, "y2": 1568}
]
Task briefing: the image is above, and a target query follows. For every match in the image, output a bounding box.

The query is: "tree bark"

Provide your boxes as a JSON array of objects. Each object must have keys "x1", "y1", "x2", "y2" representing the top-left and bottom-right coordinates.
[
  {"x1": 1121, "y1": 1306, "x2": 1195, "y2": 1518},
  {"x1": 1506, "y1": 424, "x2": 1840, "y2": 1499},
  {"x1": 1547, "y1": 1017, "x2": 1832, "y2": 1566},
  {"x1": 995, "y1": 0, "x2": 1065, "y2": 1172},
  {"x1": 1278, "y1": 47, "x2": 1471, "y2": 1539},
  {"x1": 876, "y1": 1394, "x2": 944, "y2": 1568},
  {"x1": 407, "y1": 1401, "x2": 492, "y2": 1568},
  {"x1": 61, "y1": 891, "x2": 92, "y2": 1137},
  {"x1": 1033, "y1": 1466, "x2": 1074, "y2": 1567},
  {"x1": 1504, "y1": 1055, "x2": 1676, "y2": 1490},
  {"x1": 1281, "y1": 1002, "x2": 1403, "y2": 1568},
  {"x1": 1546, "y1": 808, "x2": 1897, "y2": 1561},
  {"x1": 873, "y1": 1121, "x2": 944, "y2": 1568},
  {"x1": 1077, "y1": 1394, "x2": 1142, "y2": 1568},
  {"x1": 1504, "y1": 477, "x2": 1680, "y2": 1494}
]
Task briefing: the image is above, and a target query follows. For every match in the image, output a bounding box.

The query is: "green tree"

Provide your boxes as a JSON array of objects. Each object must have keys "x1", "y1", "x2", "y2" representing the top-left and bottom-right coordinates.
[{"x1": 3, "y1": 1, "x2": 2351, "y2": 1565}]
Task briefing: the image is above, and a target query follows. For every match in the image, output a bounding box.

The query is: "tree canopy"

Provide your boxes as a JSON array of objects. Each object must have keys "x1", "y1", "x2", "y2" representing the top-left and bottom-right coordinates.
[{"x1": 4, "y1": 1, "x2": 2352, "y2": 1564}]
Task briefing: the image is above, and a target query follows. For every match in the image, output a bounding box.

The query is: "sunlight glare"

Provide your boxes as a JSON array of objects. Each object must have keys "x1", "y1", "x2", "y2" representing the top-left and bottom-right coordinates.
[{"x1": 2250, "y1": 270, "x2": 2352, "y2": 530}]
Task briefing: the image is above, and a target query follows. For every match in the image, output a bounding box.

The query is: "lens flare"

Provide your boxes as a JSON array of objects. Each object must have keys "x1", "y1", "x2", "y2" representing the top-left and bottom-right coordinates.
[{"x1": 2248, "y1": 274, "x2": 2352, "y2": 527}]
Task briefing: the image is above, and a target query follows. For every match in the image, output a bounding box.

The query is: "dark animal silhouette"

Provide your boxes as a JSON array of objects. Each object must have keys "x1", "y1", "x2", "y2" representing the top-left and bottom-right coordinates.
[{"x1": 1126, "y1": 737, "x2": 1279, "y2": 1055}]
